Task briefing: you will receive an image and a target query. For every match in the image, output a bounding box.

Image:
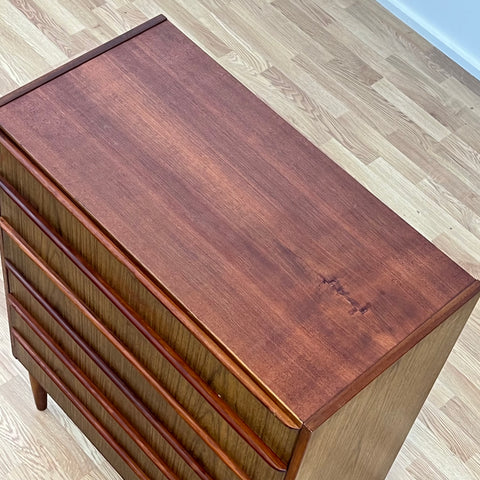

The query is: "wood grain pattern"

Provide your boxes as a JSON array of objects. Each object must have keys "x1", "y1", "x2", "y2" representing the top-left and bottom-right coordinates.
[
  {"x1": 0, "y1": 18, "x2": 478, "y2": 429},
  {"x1": 11, "y1": 330, "x2": 157, "y2": 480},
  {"x1": 0, "y1": 145, "x2": 298, "y2": 476},
  {"x1": 7, "y1": 263, "x2": 252, "y2": 480},
  {"x1": 1, "y1": 1, "x2": 480, "y2": 480},
  {"x1": 0, "y1": 128, "x2": 300, "y2": 433}
]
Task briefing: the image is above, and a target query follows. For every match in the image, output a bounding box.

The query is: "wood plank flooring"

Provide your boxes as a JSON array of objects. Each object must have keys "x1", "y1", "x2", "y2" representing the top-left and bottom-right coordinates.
[{"x1": 0, "y1": 1, "x2": 479, "y2": 478}]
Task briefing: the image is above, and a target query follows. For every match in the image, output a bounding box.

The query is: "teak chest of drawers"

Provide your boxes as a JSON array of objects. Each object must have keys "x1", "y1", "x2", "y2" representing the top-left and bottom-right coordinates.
[{"x1": 0, "y1": 15, "x2": 479, "y2": 480}]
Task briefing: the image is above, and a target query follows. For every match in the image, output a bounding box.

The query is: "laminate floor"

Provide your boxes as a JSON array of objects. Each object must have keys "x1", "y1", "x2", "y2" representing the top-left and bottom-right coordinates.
[{"x1": 0, "y1": 1, "x2": 479, "y2": 478}]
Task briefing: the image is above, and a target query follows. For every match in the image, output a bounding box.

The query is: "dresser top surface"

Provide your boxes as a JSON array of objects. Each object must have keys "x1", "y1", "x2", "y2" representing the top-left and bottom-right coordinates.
[{"x1": 0, "y1": 19, "x2": 478, "y2": 425}]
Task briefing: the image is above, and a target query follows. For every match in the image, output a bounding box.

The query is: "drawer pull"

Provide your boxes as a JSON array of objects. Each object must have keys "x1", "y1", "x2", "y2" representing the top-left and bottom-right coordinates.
[
  {"x1": 10, "y1": 323, "x2": 181, "y2": 480},
  {"x1": 7, "y1": 261, "x2": 252, "y2": 480},
  {"x1": 0, "y1": 180, "x2": 289, "y2": 472},
  {"x1": 2, "y1": 225, "x2": 255, "y2": 480}
]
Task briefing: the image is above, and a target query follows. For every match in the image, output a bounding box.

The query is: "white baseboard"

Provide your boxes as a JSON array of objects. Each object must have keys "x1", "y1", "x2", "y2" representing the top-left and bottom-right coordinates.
[{"x1": 377, "y1": 0, "x2": 480, "y2": 80}]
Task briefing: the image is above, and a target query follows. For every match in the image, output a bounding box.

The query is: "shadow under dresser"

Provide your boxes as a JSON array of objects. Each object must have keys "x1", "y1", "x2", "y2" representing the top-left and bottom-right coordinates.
[{"x1": 0, "y1": 14, "x2": 479, "y2": 480}]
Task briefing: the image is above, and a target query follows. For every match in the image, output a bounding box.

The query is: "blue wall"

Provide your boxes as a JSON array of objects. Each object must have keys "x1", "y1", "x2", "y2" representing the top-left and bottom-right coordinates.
[{"x1": 377, "y1": 0, "x2": 480, "y2": 80}]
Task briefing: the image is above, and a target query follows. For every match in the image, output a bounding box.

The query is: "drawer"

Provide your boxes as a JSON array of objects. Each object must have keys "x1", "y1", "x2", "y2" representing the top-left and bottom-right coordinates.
[
  {"x1": 7, "y1": 296, "x2": 177, "y2": 480},
  {"x1": 9, "y1": 303, "x2": 175, "y2": 480},
  {"x1": 0, "y1": 181, "x2": 296, "y2": 480},
  {"x1": 14, "y1": 337, "x2": 147, "y2": 480}
]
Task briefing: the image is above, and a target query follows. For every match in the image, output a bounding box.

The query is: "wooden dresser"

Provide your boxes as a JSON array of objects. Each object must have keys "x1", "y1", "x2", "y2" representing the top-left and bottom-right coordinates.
[{"x1": 0, "y1": 15, "x2": 479, "y2": 480}]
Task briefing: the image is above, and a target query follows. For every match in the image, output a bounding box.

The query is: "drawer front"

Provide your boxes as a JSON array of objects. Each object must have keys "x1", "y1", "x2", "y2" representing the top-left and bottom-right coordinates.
[
  {"x1": 0, "y1": 143, "x2": 299, "y2": 479},
  {"x1": 9, "y1": 305, "x2": 173, "y2": 480},
  {"x1": 13, "y1": 334, "x2": 153, "y2": 480}
]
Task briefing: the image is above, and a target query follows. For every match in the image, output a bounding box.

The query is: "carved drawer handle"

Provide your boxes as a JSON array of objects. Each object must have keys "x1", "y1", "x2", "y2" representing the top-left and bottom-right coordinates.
[
  {"x1": 11, "y1": 325, "x2": 181, "y2": 480},
  {"x1": 2, "y1": 224, "x2": 253, "y2": 480}
]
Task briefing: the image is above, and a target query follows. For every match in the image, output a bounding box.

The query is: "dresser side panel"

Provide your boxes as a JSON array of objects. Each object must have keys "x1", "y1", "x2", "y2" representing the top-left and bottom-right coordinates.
[{"x1": 293, "y1": 295, "x2": 479, "y2": 480}]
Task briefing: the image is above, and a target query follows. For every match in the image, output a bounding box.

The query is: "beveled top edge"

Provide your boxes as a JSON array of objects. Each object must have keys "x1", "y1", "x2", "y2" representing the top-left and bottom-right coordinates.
[{"x1": 0, "y1": 14, "x2": 167, "y2": 108}]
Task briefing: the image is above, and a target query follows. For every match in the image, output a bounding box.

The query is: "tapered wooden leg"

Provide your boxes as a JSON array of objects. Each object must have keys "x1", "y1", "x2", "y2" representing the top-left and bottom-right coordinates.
[{"x1": 29, "y1": 373, "x2": 48, "y2": 411}]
